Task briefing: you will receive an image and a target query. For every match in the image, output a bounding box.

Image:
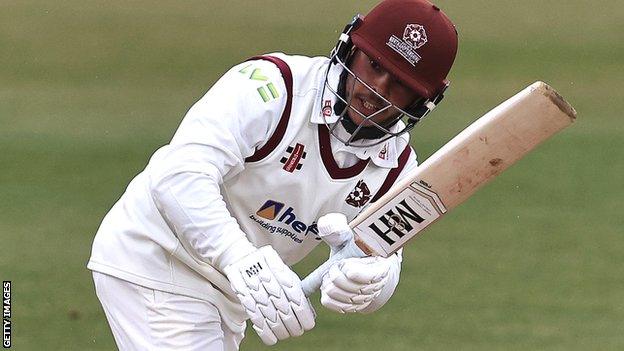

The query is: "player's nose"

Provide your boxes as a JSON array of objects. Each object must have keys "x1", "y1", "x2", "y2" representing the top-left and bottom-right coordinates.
[{"x1": 371, "y1": 72, "x2": 393, "y2": 99}]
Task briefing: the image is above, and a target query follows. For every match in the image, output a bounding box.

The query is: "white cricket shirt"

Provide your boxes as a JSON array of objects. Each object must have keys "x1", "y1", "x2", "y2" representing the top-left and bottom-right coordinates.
[{"x1": 88, "y1": 53, "x2": 418, "y2": 331}]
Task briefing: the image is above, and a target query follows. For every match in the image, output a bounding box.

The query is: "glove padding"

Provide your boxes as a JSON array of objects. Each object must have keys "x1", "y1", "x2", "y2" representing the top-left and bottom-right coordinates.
[
  {"x1": 224, "y1": 246, "x2": 315, "y2": 345},
  {"x1": 320, "y1": 256, "x2": 393, "y2": 313},
  {"x1": 317, "y1": 212, "x2": 401, "y2": 314}
]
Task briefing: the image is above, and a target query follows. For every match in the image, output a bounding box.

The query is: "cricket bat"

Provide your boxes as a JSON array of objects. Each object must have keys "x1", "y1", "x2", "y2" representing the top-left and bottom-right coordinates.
[{"x1": 301, "y1": 81, "x2": 577, "y2": 296}]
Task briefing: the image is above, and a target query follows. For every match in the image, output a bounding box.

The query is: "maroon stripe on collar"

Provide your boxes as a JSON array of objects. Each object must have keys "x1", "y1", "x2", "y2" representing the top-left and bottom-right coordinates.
[
  {"x1": 245, "y1": 55, "x2": 293, "y2": 163},
  {"x1": 370, "y1": 144, "x2": 412, "y2": 203},
  {"x1": 318, "y1": 125, "x2": 369, "y2": 180}
]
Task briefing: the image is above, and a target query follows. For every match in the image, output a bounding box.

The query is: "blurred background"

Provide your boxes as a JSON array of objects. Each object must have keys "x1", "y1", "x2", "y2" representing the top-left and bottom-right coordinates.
[{"x1": 1, "y1": 0, "x2": 622, "y2": 349}]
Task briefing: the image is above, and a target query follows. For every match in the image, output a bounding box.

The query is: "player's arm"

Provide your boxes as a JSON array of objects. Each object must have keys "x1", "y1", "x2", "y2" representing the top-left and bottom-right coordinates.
[
  {"x1": 147, "y1": 59, "x2": 314, "y2": 345},
  {"x1": 319, "y1": 148, "x2": 417, "y2": 314},
  {"x1": 148, "y1": 60, "x2": 285, "y2": 270}
]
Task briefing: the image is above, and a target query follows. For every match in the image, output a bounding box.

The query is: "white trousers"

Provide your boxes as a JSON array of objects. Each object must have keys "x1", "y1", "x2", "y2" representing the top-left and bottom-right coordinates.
[{"x1": 93, "y1": 272, "x2": 245, "y2": 351}]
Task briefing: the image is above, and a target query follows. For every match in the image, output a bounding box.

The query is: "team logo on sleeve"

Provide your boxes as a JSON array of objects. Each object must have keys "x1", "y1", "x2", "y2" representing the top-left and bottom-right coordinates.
[
  {"x1": 345, "y1": 180, "x2": 371, "y2": 208},
  {"x1": 280, "y1": 143, "x2": 306, "y2": 172},
  {"x1": 238, "y1": 63, "x2": 280, "y2": 102}
]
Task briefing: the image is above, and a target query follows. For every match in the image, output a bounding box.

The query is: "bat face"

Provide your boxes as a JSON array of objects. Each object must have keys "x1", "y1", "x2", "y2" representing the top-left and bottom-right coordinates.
[
  {"x1": 352, "y1": 81, "x2": 577, "y2": 257},
  {"x1": 353, "y1": 181, "x2": 447, "y2": 257}
]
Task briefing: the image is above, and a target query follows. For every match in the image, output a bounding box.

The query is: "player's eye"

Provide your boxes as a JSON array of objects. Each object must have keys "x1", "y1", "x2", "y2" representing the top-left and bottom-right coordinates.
[{"x1": 369, "y1": 59, "x2": 381, "y2": 70}]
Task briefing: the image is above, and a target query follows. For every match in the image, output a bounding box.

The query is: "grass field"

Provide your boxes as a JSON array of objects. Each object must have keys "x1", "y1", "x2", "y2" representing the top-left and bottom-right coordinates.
[{"x1": 1, "y1": 0, "x2": 623, "y2": 350}]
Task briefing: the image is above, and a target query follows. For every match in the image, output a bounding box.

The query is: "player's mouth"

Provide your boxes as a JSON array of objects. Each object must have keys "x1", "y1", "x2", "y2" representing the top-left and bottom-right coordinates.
[{"x1": 358, "y1": 97, "x2": 382, "y2": 116}]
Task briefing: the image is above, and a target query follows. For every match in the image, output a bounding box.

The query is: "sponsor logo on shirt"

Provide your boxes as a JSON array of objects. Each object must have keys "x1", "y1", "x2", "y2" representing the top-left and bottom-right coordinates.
[
  {"x1": 255, "y1": 200, "x2": 284, "y2": 220},
  {"x1": 280, "y1": 143, "x2": 306, "y2": 172},
  {"x1": 250, "y1": 200, "x2": 320, "y2": 243}
]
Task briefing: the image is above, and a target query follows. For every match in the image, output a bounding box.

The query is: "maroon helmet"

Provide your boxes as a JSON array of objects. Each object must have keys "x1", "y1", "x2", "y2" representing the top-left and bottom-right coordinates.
[
  {"x1": 321, "y1": 0, "x2": 458, "y2": 146},
  {"x1": 352, "y1": 0, "x2": 458, "y2": 100}
]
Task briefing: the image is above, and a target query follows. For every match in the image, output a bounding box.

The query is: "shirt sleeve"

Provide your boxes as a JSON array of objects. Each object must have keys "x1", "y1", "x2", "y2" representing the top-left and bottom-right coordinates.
[{"x1": 147, "y1": 59, "x2": 288, "y2": 271}]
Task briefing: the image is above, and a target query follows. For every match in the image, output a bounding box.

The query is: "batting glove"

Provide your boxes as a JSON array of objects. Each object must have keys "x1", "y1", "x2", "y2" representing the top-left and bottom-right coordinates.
[
  {"x1": 318, "y1": 213, "x2": 401, "y2": 314},
  {"x1": 224, "y1": 246, "x2": 315, "y2": 345}
]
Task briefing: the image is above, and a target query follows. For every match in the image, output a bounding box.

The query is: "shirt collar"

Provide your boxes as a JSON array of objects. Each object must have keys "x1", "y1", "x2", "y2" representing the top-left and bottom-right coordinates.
[
  {"x1": 310, "y1": 60, "x2": 410, "y2": 168},
  {"x1": 311, "y1": 60, "x2": 342, "y2": 125}
]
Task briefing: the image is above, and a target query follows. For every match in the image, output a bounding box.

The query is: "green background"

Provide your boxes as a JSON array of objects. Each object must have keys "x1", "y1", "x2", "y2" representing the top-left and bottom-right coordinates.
[{"x1": 1, "y1": 0, "x2": 622, "y2": 350}]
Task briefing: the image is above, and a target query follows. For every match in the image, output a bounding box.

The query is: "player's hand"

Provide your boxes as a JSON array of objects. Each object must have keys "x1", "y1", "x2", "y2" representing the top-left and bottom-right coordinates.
[
  {"x1": 320, "y1": 256, "x2": 393, "y2": 313},
  {"x1": 223, "y1": 246, "x2": 315, "y2": 345},
  {"x1": 316, "y1": 212, "x2": 400, "y2": 314}
]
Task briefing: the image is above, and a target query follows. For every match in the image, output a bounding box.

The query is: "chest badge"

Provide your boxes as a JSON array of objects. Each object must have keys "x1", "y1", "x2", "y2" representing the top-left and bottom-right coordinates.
[
  {"x1": 280, "y1": 143, "x2": 307, "y2": 172},
  {"x1": 345, "y1": 180, "x2": 372, "y2": 208}
]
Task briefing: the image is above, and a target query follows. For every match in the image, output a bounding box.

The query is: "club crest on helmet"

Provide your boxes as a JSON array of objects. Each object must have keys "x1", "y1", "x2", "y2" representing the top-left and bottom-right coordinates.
[
  {"x1": 403, "y1": 24, "x2": 428, "y2": 49},
  {"x1": 386, "y1": 24, "x2": 428, "y2": 67}
]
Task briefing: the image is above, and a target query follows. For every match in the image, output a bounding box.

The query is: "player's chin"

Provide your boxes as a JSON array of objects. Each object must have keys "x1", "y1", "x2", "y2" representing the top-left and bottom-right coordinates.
[{"x1": 347, "y1": 108, "x2": 382, "y2": 128}]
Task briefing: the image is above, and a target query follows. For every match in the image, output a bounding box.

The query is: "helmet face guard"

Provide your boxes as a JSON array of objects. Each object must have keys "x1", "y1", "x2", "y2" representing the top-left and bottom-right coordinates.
[
  {"x1": 320, "y1": 1, "x2": 457, "y2": 147},
  {"x1": 322, "y1": 38, "x2": 447, "y2": 147}
]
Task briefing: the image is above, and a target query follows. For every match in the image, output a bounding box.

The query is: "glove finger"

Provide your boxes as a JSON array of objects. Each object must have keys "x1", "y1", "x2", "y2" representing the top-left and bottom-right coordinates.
[
  {"x1": 274, "y1": 274, "x2": 314, "y2": 332},
  {"x1": 282, "y1": 270, "x2": 316, "y2": 331},
  {"x1": 329, "y1": 266, "x2": 371, "y2": 294},
  {"x1": 266, "y1": 292, "x2": 302, "y2": 339},
  {"x1": 329, "y1": 289, "x2": 374, "y2": 305},
  {"x1": 226, "y1": 246, "x2": 316, "y2": 344},
  {"x1": 321, "y1": 292, "x2": 370, "y2": 314},
  {"x1": 259, "y1": 278, "x2": 296, "y2": 340},
  {"x1": 248, "y1": 283, "x2": 278, "y2": 321},
  {"x1": 263, "y1": 247, "x2": 315, "y2": 331},
  {"x1": 236, "y1": 292, "x2": 263, "y2": 322},
  {"x1": 289, "y1": 293, "x2": 316, "y2": 331},
  {"x1": 252, "y1": 323, "x2": 278, "y2": 346},
  {"x1": 358, "y1": 279, "x2": 387, "y2": 295},
  {"x1": 246, "y1": 271, "x2": 294, "y2": 341},
  {"x1": 265, "y1": 313, "x2": 291, "y2": 341},
  {"x1": 321, "y1": 279, "x2": 374, "y2": 304},
  {"x1": 242, "y1": 291, "x2": 279, "y2": 345},
  {"x1": 296, "y1": 298, "x2": 316, "y2": 331},
  {"x1": 341, "y1": 257, "x2": 391, "y2": 284},
  {"x1": 242, "y1": 275, "x2": 287, "y2": 331},
  {"x1": 278, "y1": 310, "x2": 304, "y2": 337}
]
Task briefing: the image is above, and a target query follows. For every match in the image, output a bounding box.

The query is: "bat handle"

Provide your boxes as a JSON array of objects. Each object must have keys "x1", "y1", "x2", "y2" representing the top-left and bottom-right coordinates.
[{"x1": 301, "y1": 238, "x2": 367, "y2": 297}]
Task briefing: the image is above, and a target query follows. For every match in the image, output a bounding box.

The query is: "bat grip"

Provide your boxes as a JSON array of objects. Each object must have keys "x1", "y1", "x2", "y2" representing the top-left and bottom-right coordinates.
[{"x1": 301, "y1": 238, "x2": 367, "y2": 297}]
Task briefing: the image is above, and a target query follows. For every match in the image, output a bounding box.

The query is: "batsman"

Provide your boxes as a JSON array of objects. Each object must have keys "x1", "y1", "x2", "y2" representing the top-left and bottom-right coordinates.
[{"x1": 88, "y1": 0, "x2": 458, "y2": 349}]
